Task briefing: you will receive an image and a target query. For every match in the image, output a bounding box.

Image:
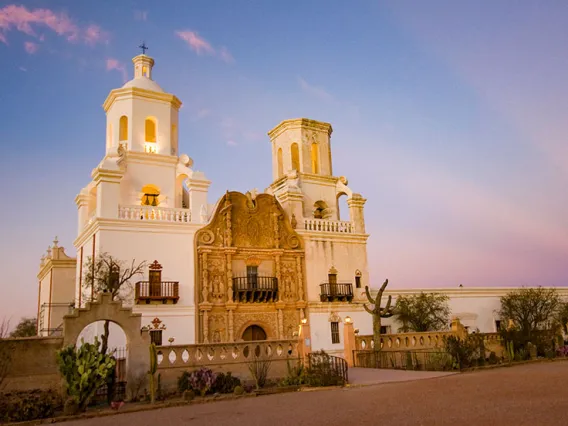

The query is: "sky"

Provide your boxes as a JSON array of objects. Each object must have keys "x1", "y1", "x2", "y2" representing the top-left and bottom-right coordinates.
[{"x1": 1, "y1": 0, "x2": 567, "y2": 323}]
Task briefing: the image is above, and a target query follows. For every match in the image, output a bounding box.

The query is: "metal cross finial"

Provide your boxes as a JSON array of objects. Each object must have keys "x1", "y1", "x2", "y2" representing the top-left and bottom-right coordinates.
[{"x1": 139, "y1": 42, "x2": 148, "y2": 55}]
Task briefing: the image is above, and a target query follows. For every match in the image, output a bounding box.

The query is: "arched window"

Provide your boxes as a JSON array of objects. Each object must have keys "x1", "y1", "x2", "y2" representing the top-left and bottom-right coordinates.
[
  {"x1": 313, "y1": 200, "x2": 328, "y2": 219},
  {"x1": 145, "y1": 118, "x2": 157, "y2": 143},
  {"x1": 141, "y1": 184, "x2": 160, "y2": 206},
  {"x1": 336, "y1": 193, "x2": 349, "y2": 221},
  {"x1": 311, "y1": 142, "x2": 319, "y2": 174},
  {"x1": 277, "y1": 148, "x2": 283, "y2": 178},
  {"x1": 119, "y1": 116, "x2": 128, "y2": 141},
  {"x1": 355, "y1": 270, "x2": 362, "y2": 288},
  {"x1": 291, "y1": 143, "x2": 300, "y2": 171}
]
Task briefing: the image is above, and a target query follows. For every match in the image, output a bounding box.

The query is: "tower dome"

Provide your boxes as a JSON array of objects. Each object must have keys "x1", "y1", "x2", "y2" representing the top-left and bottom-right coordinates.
[{"x1": 121, "y1": 53, "x2": 164, "y2": 93}]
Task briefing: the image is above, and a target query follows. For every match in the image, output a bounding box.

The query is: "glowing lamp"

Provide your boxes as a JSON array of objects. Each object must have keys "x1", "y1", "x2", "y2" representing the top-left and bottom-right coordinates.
[
  {"x1": 344, "y1": 316, "x2": 352, "y2": 324},
  {"x1": 301, "y1": 318, "x2": 307, "y2": 324}
]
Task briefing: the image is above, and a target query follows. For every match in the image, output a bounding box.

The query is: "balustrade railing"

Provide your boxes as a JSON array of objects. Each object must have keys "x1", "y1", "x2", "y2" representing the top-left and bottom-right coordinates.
[
  {"x1": 319, "y1": 282, "x2": 353, "y2": 302},
  {"x1": 118, "y1": 205, "x2": 192, "y2": 223},
  {"x1": 135, "y1": 281, "x2": 179, "y2": 304},
  {"x1": 232, "y1": 276, "x2": 278, "y2": 303},
  {"x1": 353, "y1": 350, "x2": 454, "y2": 371},
  {"x1": 155, "y1": 339, "x2": 299, "y2": 369},
  {"x1": 307, "y1": 351, "x2": 349, "y2": 385},
  {"x1": 303, "y1": 218, "x2": 353, "y2": 233}
]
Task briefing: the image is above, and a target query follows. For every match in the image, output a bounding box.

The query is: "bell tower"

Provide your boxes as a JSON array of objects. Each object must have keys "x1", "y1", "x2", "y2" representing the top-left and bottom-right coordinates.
[
  {"x1": 103, "y1": 50, "x2": 181, "y2": 157},
  {"x1": 268, "y1": 118, "x2": 333, "y2": 181}
]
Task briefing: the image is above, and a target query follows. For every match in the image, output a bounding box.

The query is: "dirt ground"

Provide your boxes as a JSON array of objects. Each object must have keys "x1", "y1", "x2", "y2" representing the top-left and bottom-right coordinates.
[{"x1": 66, "y1": 361, "x2": 568, "y2": 426}]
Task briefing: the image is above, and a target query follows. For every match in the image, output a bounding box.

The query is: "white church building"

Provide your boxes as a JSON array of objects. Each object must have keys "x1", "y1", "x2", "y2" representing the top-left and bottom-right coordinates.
[{"x1": 36, "y1": 51, "x2": 566, "y2": 356}]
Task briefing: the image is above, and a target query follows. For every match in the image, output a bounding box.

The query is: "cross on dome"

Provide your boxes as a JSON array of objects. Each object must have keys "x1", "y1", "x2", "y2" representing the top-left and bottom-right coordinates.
[{"x1": 138, "y1": 41, "x2": 148, "y2": 55}]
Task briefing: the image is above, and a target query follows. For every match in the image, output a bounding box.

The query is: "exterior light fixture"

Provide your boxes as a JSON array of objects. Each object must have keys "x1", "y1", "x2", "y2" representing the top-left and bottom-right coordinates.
[
  {"x1": 344, "y1": 316, "x2": 352, "y2": 323},
  {"x1": 301, "y1": 318, "x2": 307, "y2": 324}
]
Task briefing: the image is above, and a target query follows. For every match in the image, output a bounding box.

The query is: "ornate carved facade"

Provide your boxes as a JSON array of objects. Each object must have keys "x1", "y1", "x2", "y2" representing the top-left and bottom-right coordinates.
[{"x1": 195, "y1": 191, "x2": 307, "y2": 342}]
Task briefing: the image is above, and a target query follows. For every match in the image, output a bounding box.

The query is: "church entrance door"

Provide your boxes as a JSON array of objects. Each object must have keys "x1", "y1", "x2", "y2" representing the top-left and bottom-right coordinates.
[{"x1": 242, "y1": 325, "x2": 267, "y2": 341}]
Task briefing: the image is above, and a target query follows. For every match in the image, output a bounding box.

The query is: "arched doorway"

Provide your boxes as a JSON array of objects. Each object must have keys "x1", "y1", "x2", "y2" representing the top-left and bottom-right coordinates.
[
  {"x1": 242, "y1": 325, "x2": 267, "y2": 341},
  {"x1": 77, "y1": 320, "x2": 128, "y2": 403}
]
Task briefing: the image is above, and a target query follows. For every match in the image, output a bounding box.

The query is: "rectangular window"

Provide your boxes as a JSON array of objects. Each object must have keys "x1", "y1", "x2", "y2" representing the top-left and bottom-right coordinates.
[
  {"x1": 495, "y1": 320, "x2": 502, "y2": 331},
  {"x1": 331, "y1": 322, "x2": 340, "y2": 344},
  {"x1": 380, "y1": 326, "x2": 389, "y2": 334},
  {"x1": 150, "y1": 330, "x2": 162, "y2": 346},
  {"x1": 355, "y1": 276, "x2": 361, "y2": 288}
]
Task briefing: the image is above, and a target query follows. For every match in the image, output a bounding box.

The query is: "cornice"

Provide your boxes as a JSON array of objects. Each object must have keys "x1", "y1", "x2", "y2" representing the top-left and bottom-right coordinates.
[
  {"x1": 74, "y1": 217, "x2": 203, "y2": 248},
  {"x1": 296, "y1": 231, "x2": 369, "y2": 243},
  {"x1": 91, "y1": 167, "x2": 124, "y2": 183},
  {"x1": 268, "y1": 118, "x2": 333, "y2": 140},
  {"x1": 299, "y1": 173, "x2": 338, "y2": 185},
  {"x1": 37, "y1": 259, "x2": 77, "y2": 280},
  {"x1": 379, "y1": 287, "x2": 568, "y2": 298},
  {"x1": 125, "y1": 151, "x2": 179, "y2": 167},
  {"x1": 74, "y1": 193, "x2": 90, "y2": 207},
  {"x1": 103, "y1": 87, "x2": 182, "y2": 112},
  {"x1": 307, "y1": 301, "x2": 367, "y2": 313}
]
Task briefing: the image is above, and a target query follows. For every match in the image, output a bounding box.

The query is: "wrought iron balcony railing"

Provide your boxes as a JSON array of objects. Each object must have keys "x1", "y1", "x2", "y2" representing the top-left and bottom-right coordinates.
[
  {"x1": 135, "y1": 281, "x2": 179, "y2": 304},
  {"x1": 232, "y1": 276, "x2": 278, "y2": 303},
  {"x1": 319, "y1": 282, "x2": 354, "y2": 302}
]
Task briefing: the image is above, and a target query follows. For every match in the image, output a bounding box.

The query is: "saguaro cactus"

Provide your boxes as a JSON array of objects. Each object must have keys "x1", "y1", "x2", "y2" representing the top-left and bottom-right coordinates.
[
  {"x1": 364, "y1": 279, "x2": 395, "y2": 348},
  {"x1": 148, "y1": 343, "x2": 157, "y2": 404}
]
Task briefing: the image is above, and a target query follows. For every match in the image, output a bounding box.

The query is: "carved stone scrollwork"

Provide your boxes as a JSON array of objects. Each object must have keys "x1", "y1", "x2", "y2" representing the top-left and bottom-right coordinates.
[
  {"x1": 281, "y1": 260, "x2": 297, "y2": 302},
  {"x1": 209, "y1": 313, "x2": 226, "y2": 343},
  {"x1": 287, "y1": 235, "x2": 300, "y2": 249},
  {"x1": 296, "y1": 256, "x2": 304, "y2": 302},
  {"x1": 201, "y1": 252, "x2": 209, "y2": 303},
  {"x1": 208, "y1": 257, "x2": 225, "y2": 303},
  {"x1": 198, "y1": 230, "x2": 215, "y2": 245}
]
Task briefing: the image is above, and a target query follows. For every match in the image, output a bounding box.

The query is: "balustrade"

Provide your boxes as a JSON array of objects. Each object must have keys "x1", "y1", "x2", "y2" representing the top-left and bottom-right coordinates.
[
  {"x1": 155, "y1": 339, "x2": 299, "y2": 369},
  {"x1": 118, "y1": 205, "x2": 192, "y2": 223},
  {"x1": 319, "y1": 282, "x2": 353, "y2": 302},
  {"x1": 303, "y1": 218, "x2": 353, "y2": 234},
  {"x1": 135, "y1": 281, "x2": 179, "y2": 304},
  {"x1": 232, "y1": 276, "x2": 278, "y2": 303}
]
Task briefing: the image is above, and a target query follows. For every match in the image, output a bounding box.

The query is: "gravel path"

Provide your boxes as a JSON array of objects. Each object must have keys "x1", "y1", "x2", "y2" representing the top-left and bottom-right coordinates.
[{"x1": 66, "y1": 362, "x2": 568, "y2": 426}]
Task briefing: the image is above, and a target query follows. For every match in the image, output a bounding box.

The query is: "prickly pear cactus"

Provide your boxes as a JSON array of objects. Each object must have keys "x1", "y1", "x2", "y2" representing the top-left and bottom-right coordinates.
[
  {"x1": 56, "y1": 336, "x2": 116, "y2": 411},
  {"x1": 148, "y1": 343, "x2": 157, "y2": 404}
]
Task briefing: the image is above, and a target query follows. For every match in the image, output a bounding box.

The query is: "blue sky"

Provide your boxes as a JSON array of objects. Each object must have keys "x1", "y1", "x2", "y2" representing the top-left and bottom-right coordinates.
[{"x1": 1, "y1": 1, "x2": 567, "y2": 322}]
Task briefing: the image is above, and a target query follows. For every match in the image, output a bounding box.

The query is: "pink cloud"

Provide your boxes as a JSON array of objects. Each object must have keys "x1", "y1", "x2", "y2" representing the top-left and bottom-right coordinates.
[
  {"x1": 24, "y1": 41, "x2": 38, "y2": 53},
  {"x1": 175, "y1": 30, "x2": 234, "y2": 63},
  {"x1": 0, "y1": 4, "x2": 109, "y2": 46},
  {"x1": 176, "y1": 30, "x2": 214, "y2": 55},
  {"x1": 106, "y1": 58, "x2": 127, "y2": 82},
  {"x1": 218, "y1": 46, "x2": 234, "y2": 63}
]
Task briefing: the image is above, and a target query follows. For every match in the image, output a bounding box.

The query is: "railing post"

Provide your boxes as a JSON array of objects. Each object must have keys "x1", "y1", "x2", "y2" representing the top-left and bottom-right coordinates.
[
  {"x1": 298, "y1": 318, "x2": 312, "y2": 366},
  {"x1": 343, "y1": 317, "x2": 356, "y2": 367}
]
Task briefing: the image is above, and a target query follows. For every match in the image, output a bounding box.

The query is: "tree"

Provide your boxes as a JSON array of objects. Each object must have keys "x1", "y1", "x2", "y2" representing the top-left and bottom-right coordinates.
[
  {"x1": 556, "y1": 301, "x2": 568, "y2": 335},
  {"x1": 10, "y1": 317, "x2": 37, "y2": 338},
  {"x1": 394, "y1": 292, "x2": 451, "y2": 332},
  {"x1": 363, "y1": 279, "x2": 395, "y2": 346},
  {"x1": 83, "y1": 252, "x2": 146, "y2": 354},
  {"x1": 498, "y1": 287, "x2": 561, "y2": 348}
]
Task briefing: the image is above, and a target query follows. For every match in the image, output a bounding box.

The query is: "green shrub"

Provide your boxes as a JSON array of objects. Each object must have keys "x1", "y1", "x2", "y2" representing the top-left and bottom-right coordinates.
[
  {"x1": 488, "y1": 352, "x2": 498, "y2": 365},
  {"x1": 0, "y1": 389, "x2": 63, "y2": 422},
  {"x1": 443, "y1": 336, "x2": 481, "y2": 369},
  {"x1": 280, "y1": 359, "x2": 308, "y2": 386},
  {"x1": 233, "y1": 385, "x2": 244, "y2": 395},
  {"x1": 212, "y1": 372, "x2": 241, "y2": 394},
  {"x1": 177, "y1": 371, "x2": 191, "y2": 394}
]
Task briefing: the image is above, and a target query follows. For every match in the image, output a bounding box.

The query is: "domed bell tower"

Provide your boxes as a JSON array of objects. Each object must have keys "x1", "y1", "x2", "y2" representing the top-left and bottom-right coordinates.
[{"x1": 103, "y1": 49, "x2": 182, "y2": 157}]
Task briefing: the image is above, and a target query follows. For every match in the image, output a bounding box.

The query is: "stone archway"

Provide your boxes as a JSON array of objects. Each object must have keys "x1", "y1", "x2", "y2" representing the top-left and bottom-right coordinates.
[{"x1": 62, "y1": 293, "x2": 150, "y2": 387}]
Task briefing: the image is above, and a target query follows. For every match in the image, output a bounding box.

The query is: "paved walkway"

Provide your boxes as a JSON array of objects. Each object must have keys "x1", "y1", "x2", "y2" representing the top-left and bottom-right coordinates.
[
  {"x1": 348, "y1": 367, "x2": 456, "y2": 385},
  {"x1": 66, "y1": 362, "x2": 568, "y2": 426}
]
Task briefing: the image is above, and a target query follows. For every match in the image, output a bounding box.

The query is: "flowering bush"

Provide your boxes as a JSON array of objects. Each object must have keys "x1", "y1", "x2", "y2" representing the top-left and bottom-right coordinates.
[
  {"x1": 556, "y1": 345, "x2": 568, "y2": 357},
  {"x1": 188, "y1": 368, "x2": 217, "y2": 396}
]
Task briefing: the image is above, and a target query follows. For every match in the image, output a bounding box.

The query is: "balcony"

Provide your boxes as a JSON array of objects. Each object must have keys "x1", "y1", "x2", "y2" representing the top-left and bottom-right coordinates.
[
  {"x1": 118, "y1": 205, "x2": 192, "y2": 223},
  {"x1": 319, "y1": 282, "x2": 353, "y2": 302},
  {"x1": 135, "y1": 281, "x2": 179, "y2": 304},
  {"x1": 232, "y1": 276, "x2": 278, "y2": 303},
  {"x1": 303, "y1": 218, "x2": 354, "y2": 234}
]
